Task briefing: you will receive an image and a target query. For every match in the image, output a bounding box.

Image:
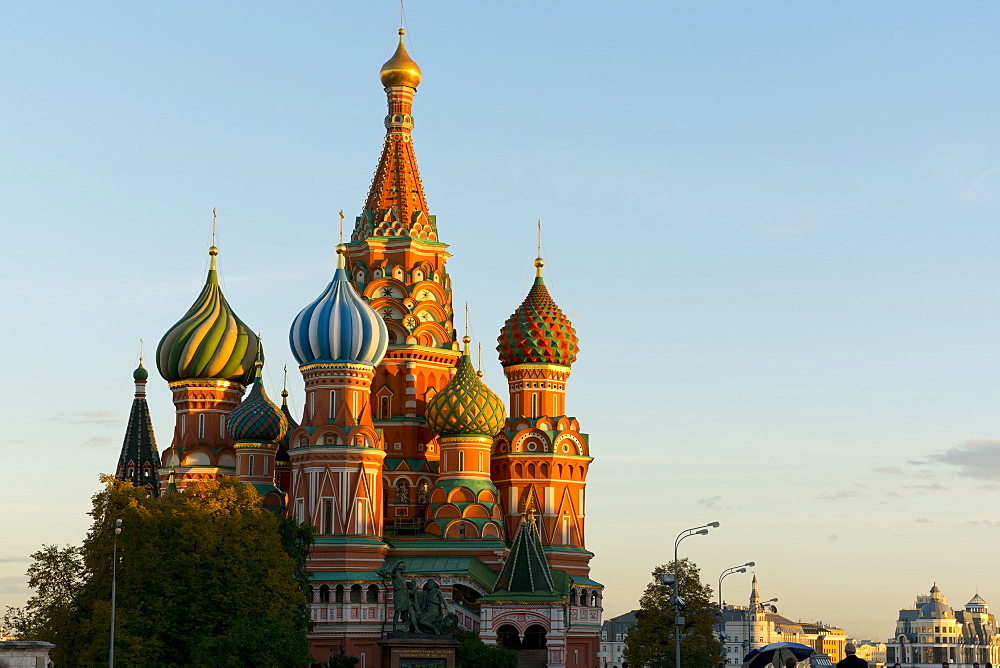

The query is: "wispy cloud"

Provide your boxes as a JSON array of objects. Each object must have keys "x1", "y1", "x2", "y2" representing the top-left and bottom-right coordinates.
[
  {"x1": 815, "y1": 490, "x2": 862, "y2": 501},
  {"x1": 873, "y1": 466, "x2": 903, "y2": 474},
  {"x1": 52, "y1": 410, "x2": 120, "y2": 425},
  {"x1": 914, "y1": 517, "x2": 933, "y2": 524},
  {"x1": 904, "y1": 483, "x2": 946, "y2": 493},
  {"x1": 963, "y1": 520, "x2": 1000, "y2": 527},
  {"x1": 931, "y1": 440, "x2": 1000, "y2": 481},
  {"x1": 697, "y1": 496, "x2": 722, "y2": 511},
  {"x1": 81, "y1": 436, "x2": 114, "y2": 448},
  {"x1": 828, "y1": 533, "x2": 839, "y2": 542}
]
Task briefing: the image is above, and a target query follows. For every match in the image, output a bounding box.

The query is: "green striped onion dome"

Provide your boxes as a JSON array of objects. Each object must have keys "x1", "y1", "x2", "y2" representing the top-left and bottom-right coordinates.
[
  {"x1": 228, "y1": 360, "x2": 288, "y2": 443},
  {"x1": 497, "y1": 258, "x2": 578, "y2": 367},
  {"x1": 426, "y1": 338, "x2": 506, "y2": 438},
  {"x1": 156, "y1": 246, "x2": 259, "y2": 384}
]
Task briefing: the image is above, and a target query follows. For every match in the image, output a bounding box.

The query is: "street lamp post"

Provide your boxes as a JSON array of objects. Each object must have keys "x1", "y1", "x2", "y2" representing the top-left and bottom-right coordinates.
[
  {"x1": 109, "y1": 518, "x2": 121, "y2": 668},
  {"x1": 672, "y1": 522, "x2": 719, "y2": 668},
  {"x1": 743, "y1": 595, "x2": 778, "y2": 658},
  {"x1": 717, "y1": 562, "x2": 754, "y2": 663}
]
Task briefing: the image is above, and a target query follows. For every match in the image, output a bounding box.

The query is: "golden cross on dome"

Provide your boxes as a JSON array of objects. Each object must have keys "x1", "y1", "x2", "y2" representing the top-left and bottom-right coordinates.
[
  {"x1": 138, "y1": 337, "x2": 143, "y2": 364},
  {"x1": 338, "y1": 209, "x2": 344, "y2": 245}
]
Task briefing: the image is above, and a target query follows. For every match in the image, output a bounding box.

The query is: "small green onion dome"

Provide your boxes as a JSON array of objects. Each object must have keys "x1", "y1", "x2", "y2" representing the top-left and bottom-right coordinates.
[
  {"x1": 133, "y1": 358, "x2": 149, "y2": 381},
  {"x1": 156, "y1": 246, "x2": 259, "y2": 385},
  {"x1": 497, "y1": 257, "x2": 578, "y2": 367},
  {"x1": 228, "y1": 356, "x2": 288, "y2": 443},
  {"x1": 426, "y1": 337, "x2": 507, "y2": 438}
]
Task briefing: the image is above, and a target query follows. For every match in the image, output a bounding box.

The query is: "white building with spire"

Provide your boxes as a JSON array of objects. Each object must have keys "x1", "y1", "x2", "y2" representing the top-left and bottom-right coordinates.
[
  {"x1": 886, "y1": 584, "x2": 1000, "y2": 666},
  {"x1": 719, "y1": 575, "x2": 847, "y2": 665}
]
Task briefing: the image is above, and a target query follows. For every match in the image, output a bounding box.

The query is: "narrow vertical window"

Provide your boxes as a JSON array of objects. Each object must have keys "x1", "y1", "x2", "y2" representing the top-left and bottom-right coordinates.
[
  {"x1": 220, "y1": 415, "x2": 226, "y2": 438},
  {"x1": 380, "y1": 395, "x2": 390, "y2": 420},
  {"x1": 329, "y1": 390, "x2": 336, "y2": 419},
  {"x1": 263, "y1": 459, "x2": 268, "y2": 476},
  {"x1": 458, "y1": 451, "x2": 465, "y2": 471},
  {"x1": 355, "y1": 499, "x2": 365, "y2": 534},
  {"x1": 478, "y1": 452, "x2": 483, "y2": 472},
  {"x1": 309, "y1": 392, "x2": 315, "y2": 419},
  {"x1": 352, "y1": 392, "x2": 358, "y2": 418},
  {"x1": 514, "y1": 394, "x2": 520, "y2": 418},
  {"x1": 323, "y1": 499, "x2": 333, "y2": 534},
  {"x1": 531, "y1": 393, "x2": 538, "y2": 418},
  {"x1": 197, "y1": 414, "x2": 205, "y2": 439},
  {"x1": 181, "y1": 414, "x2": 187, "y2": 435},
  {"x1": 249, "y1": 455, "x2": 255, "y2": 476},
  {"x1": 562, "y1": 515, "x2": 570, "y2": 544}
]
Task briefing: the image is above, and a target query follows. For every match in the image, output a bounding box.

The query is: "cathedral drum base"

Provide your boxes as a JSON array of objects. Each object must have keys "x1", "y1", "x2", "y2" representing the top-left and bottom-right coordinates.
[{"x1": 378, "y1": 635, "x2": 459, "y2": 668}]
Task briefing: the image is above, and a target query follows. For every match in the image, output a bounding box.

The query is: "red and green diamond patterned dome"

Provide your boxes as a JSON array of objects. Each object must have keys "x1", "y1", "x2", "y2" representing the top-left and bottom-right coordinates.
[{"x1": 497, "y1": 258, "x2": 579, "y2": 368}]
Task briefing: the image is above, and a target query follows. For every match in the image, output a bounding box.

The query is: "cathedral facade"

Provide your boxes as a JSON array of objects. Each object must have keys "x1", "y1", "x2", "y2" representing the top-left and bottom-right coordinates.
[{"x1": 114, "y1": 27, "x2": 602, "y2": 668}]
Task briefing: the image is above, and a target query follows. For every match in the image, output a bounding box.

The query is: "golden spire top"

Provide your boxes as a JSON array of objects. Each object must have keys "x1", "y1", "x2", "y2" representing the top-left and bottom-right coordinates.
[
  {"x1": 534, "y1": 220, "x2": 544, "y2": 277},
  {"x1": 281, "y1": 364, "x2": 289, "y2": 403},
  {"x1": 209, "y1": 207, "x2": 219, "y2": 270},
  {"x1": 336, "y1": 209, "x2": 347, "y2": 269},
  {"x1": 380, "y1": 27, "x2": 422, "y2": 89}
]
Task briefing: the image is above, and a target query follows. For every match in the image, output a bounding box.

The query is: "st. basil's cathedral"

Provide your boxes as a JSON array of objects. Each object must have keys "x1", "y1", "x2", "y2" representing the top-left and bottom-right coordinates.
[{"x1": 114, "y1": 28, "x2": 603, "y2": 667}]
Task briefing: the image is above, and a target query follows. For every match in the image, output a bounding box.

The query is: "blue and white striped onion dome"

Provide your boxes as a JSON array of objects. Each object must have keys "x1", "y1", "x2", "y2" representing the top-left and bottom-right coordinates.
[
  {"x1": 228, "y1": 360, "x2": 289, "y2": 443},
  {"x1": 289, "y1": 245, "x2": 389, "y2": 367}
]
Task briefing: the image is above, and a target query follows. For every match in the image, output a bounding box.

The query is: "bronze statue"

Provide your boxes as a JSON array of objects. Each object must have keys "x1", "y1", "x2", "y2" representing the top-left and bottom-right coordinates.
[{"x1": 378, "y1": 561, "x2": 458, "y2": 635}]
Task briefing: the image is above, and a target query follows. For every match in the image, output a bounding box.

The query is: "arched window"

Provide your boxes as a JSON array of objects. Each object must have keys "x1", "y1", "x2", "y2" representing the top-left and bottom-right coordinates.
[
  {"x1": 380, "y1": 395, "x2": 391, "y2": 420},
  {"x1": 197, "y1": 414, "x2": 205, "y2": 439},
  {"x1": 350, "y1": 584, "x2": 362, "y2": 603},
  {"x1": 367, "y1": 584, "x2": 379, "y2": 603},
  {"x1": 531, "y1": 393, "x2": 538, "y2": 418},
  {"x1": 335, "y1": 585, "x2": 345, "y2": 603},
  {"x1": 417, "y1": 480, "x2": 429, "y2": 504},
  {"x1": 458, "y1": 451, "x2": 465, "y2": 471},
  {"x1": 319, "y1": 585, "x2": 330, "y2": 603},
  {"x1": 329, "y1": 390, "x2": 336, "y2": 419},
  {"x1": 323, "y1": 499, "x2": 333, "y2": 535},
  {"x1": 248, "y1": 455, "x2": 255, "y2": 477},
  {"x1": 395, "y1": 479, "x2": 410, "y2": 503},
  {"x1": 143, "y1": 466, "x2": 150, "y2": 478}
]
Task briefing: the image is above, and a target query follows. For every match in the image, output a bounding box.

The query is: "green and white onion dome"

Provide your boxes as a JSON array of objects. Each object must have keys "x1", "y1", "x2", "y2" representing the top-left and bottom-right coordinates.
[{"x1": 156, "y1": 246, "x2": 259, "y2": 384}]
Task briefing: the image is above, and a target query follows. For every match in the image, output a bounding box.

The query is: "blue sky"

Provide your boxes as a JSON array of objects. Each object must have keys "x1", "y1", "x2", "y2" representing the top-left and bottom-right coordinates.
[{"x1": 3, "y1": 1, "x2": 1000, "y2": 640}]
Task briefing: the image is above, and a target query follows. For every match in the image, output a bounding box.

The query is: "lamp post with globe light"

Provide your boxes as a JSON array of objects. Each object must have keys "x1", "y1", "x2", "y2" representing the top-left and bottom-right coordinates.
[{"x1": 669, "y1": 522, "x2": 719, "y2": 668}]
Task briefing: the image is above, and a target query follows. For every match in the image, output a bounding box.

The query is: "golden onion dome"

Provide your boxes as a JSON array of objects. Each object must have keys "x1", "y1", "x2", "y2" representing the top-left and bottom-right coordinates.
[
  {"x1": 380, "y1": 28, "x2": 422, "y2": 89},
  {"x1": 426, "y1": 337, "x2": 506, "y2": 438}
]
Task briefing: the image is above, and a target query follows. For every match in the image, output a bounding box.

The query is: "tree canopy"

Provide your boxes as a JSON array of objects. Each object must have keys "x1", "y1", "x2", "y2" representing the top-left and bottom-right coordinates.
[
  {"x1": 623, "y1": 558, "x2": 721, "y2": 668},
  {"x1": 5, "y1": 476, "x2": 314, "y2": 667}
]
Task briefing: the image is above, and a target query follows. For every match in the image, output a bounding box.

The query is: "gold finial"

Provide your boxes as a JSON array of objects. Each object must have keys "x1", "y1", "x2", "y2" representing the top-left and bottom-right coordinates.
[
  {"x1": 477, "y1": 343, "x2": 483, "y2": 377},
  {"x1": 335, "y1": 243, "x2": 347, "y2": 269},
  {"x1": 380, "y1": 26, "x2": 422, "y2": 88},
  {"x1": 138, "y1": 338, "x2": 143, "y2": 365},
  {"x1": 281, "y1": 364, "x2": 289, "y2": 402},
  {"x1": 534, "y1": 220, "x2": 544, "y2": 277},
  {"x1": 338, "y1": 209, "x2": 344, "y2": 245},
  {"x1": 464, "y1": 302, "x2": 469, "y2": 339},
  {"x1": 209, "y1": 208, "x2": 219, "y2": 269}
]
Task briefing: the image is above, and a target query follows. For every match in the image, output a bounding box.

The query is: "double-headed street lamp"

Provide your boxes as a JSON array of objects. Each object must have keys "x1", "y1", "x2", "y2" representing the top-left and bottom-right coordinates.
[
  {"x1": 670, "y1": 522, "x2": 719, "y2": 668},
  {"x1": 109, "y1": 518, "x2": 122, "y2": 668},
  {"x1": 717, "y1": 562, "x2": 754, "y2": 656}
]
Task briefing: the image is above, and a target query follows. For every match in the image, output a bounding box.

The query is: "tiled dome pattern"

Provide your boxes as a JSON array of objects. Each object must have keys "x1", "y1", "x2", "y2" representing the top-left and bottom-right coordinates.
[
  {"x1": 426, "y1": 348, "x2": 506, "y2": 438},
  {"x1": 497, "y1": 274, "x2": 578, "y2": 367},
  {"x1": 228, "y1": 364, "x2": 289, "y2": 443}
]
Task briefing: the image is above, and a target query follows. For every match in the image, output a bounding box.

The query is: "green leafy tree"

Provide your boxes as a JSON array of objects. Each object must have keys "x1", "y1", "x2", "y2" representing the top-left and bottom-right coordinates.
[
  {"x1": 7, "y1": 476, "x2": 314, "y2": 667},
  {"x1": 623, "y1": 558, "x2": 721, "y2": 668},
  {"x1": 454, "y1": 629, "x2": 517, "y2": 668}
]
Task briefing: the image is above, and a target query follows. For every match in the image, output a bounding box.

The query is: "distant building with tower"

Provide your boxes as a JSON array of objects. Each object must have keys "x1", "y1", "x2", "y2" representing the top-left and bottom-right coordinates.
[
  {"x1": 113, "y1": 25, "x2": 602, "y2": 668},
  {"x1": 886, "y1": 583, "x2": 1000, "y2": 666},
  {"x1": 719, "y1": 575, "x2": 846, "y2": 664}
]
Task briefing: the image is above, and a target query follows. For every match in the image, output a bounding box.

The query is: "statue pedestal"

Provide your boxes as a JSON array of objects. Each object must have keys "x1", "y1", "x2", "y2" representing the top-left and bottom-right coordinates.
[{"x1": 379, "y1": 634, "x2": 459, "y2": 668}]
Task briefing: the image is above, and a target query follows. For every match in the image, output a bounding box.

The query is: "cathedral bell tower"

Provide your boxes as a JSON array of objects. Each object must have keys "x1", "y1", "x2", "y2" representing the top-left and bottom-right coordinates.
[{"x1": 344, "y1": 29, "x2": 461, "y2": 527}]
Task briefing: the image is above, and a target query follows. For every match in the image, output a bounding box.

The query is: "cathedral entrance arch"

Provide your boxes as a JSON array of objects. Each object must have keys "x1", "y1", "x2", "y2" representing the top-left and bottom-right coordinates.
[
  {"x1": 523, "y1": 624, "x2": 547, "y2": 650},
  {"x1": 497, "y1": 624, "x2": 521, "y2": 650}
]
